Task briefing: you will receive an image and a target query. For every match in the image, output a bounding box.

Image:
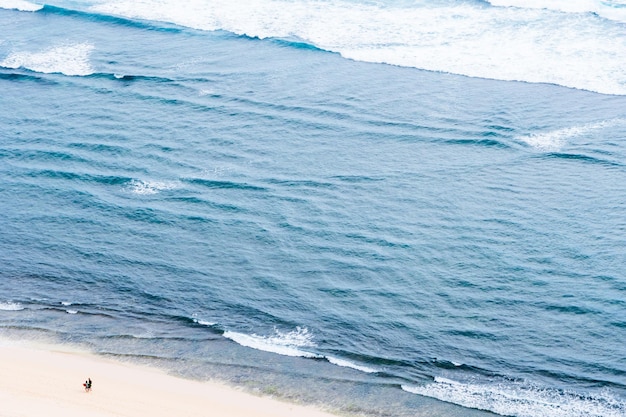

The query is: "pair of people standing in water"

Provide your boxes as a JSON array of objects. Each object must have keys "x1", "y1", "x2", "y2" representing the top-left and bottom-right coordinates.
[{"x1": 83, "y1": 378, "x2": 92, "y2": 392}]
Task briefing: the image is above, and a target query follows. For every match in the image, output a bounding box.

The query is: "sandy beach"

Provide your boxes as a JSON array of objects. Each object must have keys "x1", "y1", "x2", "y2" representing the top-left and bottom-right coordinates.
[{"x1": 0, "y1": 338, "x2": 338, "y2": 417}]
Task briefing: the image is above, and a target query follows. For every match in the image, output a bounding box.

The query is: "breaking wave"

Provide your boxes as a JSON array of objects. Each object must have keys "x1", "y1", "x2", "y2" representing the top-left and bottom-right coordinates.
[
  {"x1": 0, "y1": 0, "x2": 42, "y2": 12},
  {"x1": 1, "y1": 42, "x2": 94, "y2": 76},
  {"x1": 85, "y1": 0, "x2": 626, "y2": 95},
  {"x1": 403, "y1": 377, "x2": 626, "y2": 417}
]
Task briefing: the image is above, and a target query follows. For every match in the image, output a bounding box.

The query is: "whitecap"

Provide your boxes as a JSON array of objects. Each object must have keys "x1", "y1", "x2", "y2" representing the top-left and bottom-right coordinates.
[
  {"x1": 402, "y1": 377, "x2": 626, "y2": 417},
  {"x1": 519, "y1": 119, "x2": 625, "y2": 151},
  {"x1": 1, "y1": 43, "x2": 94, "y2": 76},
  {"x1": 224, "y1": 327, "x2": 380, "y2": 373},
  {"x1": 487, "y1": 0, "x2": 626, "y2": 24},
  {"x1": 126, "y1": 179, "x2": 180, "y2": 195},
  {"x1": 0, "y1": 0, "x2": 43, "y2": 12},
  {"x1": 522, "y1": 126, "x2": 587, "y2": 152},
  {"x1": 66, "y1": 310, "x2": 78, "y2": 314},
  {"x1": 89, "y1": 0, "x2": 626, "y2": 95},
  {"x1": 0, "y1": 301, "x2": 24, "y2": 311},
  {"x1": 223, "y1": 327, "x2": 320, "y2": 358},
  {"x1": 193, "y1": 319, "x2": 216, "y2": 327},
  {"x1": 326, "y1": 356, "x2": 377, "y2": 373}
]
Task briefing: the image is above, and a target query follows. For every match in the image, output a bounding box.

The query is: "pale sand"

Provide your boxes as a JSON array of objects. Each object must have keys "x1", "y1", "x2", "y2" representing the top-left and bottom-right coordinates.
[{"x1": 0, "y1": 339, "x2": 339, "y2": 417}]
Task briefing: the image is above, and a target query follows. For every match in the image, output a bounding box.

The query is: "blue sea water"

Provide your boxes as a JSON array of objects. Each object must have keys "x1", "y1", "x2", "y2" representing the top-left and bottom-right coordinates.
[{"x1": 1, "y1": 1, "x2": 626, "y2": 416}]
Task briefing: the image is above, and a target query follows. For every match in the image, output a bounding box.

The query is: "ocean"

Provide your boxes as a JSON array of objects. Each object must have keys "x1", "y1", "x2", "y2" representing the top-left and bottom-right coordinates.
[{"x1": 1, "y1": 0, "x2": 625, "y2": 416}]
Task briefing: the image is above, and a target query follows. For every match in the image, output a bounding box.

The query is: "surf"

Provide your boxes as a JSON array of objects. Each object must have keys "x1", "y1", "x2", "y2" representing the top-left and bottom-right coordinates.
[
  {"x1": 3, "y1": 0, "x2": 625, "y2": 94},
  {"x1": 403, "y1": 376, "x2": 626, "y2": 417},
  {"x1": 486, "y1": 0, "x2": 626, "y2": 23},
  {"x1": 76, "y1": 0, "x2": 626, "y2": 95},
  {"x1": 1, "y1": 42, "x2": 94, "y2": 76},
  {"x1": 0, "y1": 0, "x2": 42, "y2": 12}
]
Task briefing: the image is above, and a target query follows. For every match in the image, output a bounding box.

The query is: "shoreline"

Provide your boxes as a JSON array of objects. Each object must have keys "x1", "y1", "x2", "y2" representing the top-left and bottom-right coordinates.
[{"x1": 0, "y1": 338, "x2": 339, "y2": 417}]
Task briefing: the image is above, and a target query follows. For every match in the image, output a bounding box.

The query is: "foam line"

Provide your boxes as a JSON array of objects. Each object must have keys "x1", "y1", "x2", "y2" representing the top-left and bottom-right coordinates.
[
  {"x1": 326, "y1": 356, "x2": 377, "y2": 373},
  {"x1": 519, "y1": 119, "x2": 626, "y2": 151},
  {"x1": 0, "y1": 302, "x2": 24, "y2": 311},
  {"x1": 1, "y1": 43, "x2": 94, "y2": 76},
  {"x1": 0, "y1": 0, "x2": 42, "y2": 12},
  {"x1": 88, "y1": 0, "x2": 626, "y2": 94},
  {"x1": 223, "y1": 329, "x2": 321, "y2": 358},
  {"x1": 487, "y1": 0, "x2": 626, "y2": 23},
  {"x1": 403, "y1": 377, "x2": 626, "y2": 417}
]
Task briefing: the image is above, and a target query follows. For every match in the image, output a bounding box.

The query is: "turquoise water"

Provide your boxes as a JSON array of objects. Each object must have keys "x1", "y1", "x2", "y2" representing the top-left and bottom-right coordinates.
[{"x1": 1, "y1": 1, "x2": 626, "y2": 416}]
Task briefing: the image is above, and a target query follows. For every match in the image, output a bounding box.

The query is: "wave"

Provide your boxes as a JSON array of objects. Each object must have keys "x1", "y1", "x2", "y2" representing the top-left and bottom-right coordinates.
[
  {"x1": 403, "y1": 376, "x2": 626, "y2": 417},
  {"x1": 81, "y1": 0, "x2": 626, "y2": 95},
  {"x1": 518, "y1": 118, "x2": 626, "y2": 152},
  {"x1": 0, "y1": 301, "x2": 25, "y2": 311},
  {"x1": 0, "y1": 42, "x2": 94, "y2": 76},
  {"x1": 0, "y1": 2, "x2": 180, "y2": 29},
  {"x1": 125, "y1": 179, "x2": 181, "y2": 195},
  {"x1": 0, "y1": 72, "x2": 58, "y2": 85},
  {"x1": 36, "y1": 4, "x2": 185, "y2": 34},
  {"x1": 193, "y1": 319, "x2": 216, "y2": 327},
  {"x1": 224, "y1": 327, "x2": 320, "y2": 358},
  {"x1": 326, "y1": 356, "x2": 377, "y2": 374},
  {"x1": 486, "y1": 0, "x2": 626, "y2": 23},
  {"x1": 223, "y1": 327, "x2": 380, "y2": 375},
  {"x1": 0, "y1": 0, "x2": 42, "y2": 11},
  {"x1": 3, "y1": 1, "x2": 624, "y2": 93}
]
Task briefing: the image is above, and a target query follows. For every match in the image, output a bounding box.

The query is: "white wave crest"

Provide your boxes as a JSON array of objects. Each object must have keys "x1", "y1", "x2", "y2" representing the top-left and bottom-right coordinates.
[
  {"x1": 487, "y1": 0, "x2": 626, "y2": 23},
  {"x1": 0, "y1": 0, "x2": 42, "y2": 11},
  {"x1": 193, "y1": 319, "x2": 216, "y2": 327},
  {"x1": 403, "y1": 377, "x2": 625, "y2": 417},
  {"x1": 519, "y1": 119, "x2": 625, "y2": 151},
  {"x1": 223, "y1": 327, "x2": 378, "y2": 374},
  {"x1": 326, "y1": 356, "x2": 377, "y2": 373},
  {"x1": 0, "y1": 302, "x2": 24, "y2": 311},
  {"x1": 127, "y1": 179, "x2": 180, "y2": 195},
  {"x1": 223, "y1": 327, "x2": 321, "y2": 358},
  {"x1": 89, "y1": 0, "x2": 626, "y2": 95},
  {"x1": 1, "y1": 43, "x2": 94, "y2": 76}
]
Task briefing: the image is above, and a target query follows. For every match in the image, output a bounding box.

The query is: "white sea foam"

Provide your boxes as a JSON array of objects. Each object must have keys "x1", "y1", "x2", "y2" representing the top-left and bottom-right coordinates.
[
  {"x1": 61, "y1": 301, "x2": 72, "y2": 306},
  {"x1": 0, "y1": 0, "x2": 42, "y2": 11},
  {"x1": 66, "y1": 309, "x2": 78, "y2": 314},
  {"x1": 89, "y1": 0, "x2": 626, "y2": 95},
  {"x1": 223, "y1": 327, "x2": 379, "y2": 374},
  {"x1": 403, "y1": 377, "x2": 625, "y2": 417},
  {"x1": 519, "y1": 119, "x2": 625, "y2": 151},
  {"x1": 223, "y1": 327, "x2": 321, "y2": 358},
  {"x1": 487, "y1": 0, "x2": 626, "y2": 23},
  {"x1": 522, "y1": 126, "x2": 589, "y2": 152},
  {"x1": 326, "y1": 356, "x2": 377, "y2": 373},
  {"x1": 193, "y1": 319, "x2": 216, "y2": 327},
  {"x1": 0, "y1": 301, "x2": 24, "y2": 311},
  {"x1": 127, "y1": 179, "x2": 180, "y2": 195},
  {"x1": 198, "y1": 88, "x2": 215, "y2": 97},
  {"x1": 1, "y1": 43, "x2": 94, "y2": 76}
]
